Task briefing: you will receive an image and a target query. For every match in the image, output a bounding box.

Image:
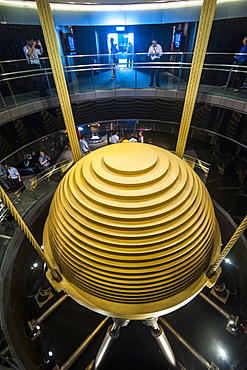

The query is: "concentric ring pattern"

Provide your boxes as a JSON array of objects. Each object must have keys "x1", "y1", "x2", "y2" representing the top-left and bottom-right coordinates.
[{"x1": 43, "y1": 143, "x2": 221, "y2": 318}]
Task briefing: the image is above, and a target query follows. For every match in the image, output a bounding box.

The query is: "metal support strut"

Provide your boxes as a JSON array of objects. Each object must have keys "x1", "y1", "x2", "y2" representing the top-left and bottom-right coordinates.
[
  {"x1": 143, "y1": 317, "x2": 178, "y2": 369},
  {"x1": 92, "y1": 318, "x2": 130, "y2": 370},
  {"x1": 89, "y1": 317, "x2": 178, "y2": 370}
]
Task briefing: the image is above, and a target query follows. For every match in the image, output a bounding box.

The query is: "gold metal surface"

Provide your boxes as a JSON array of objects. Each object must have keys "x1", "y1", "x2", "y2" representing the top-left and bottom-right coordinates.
[{"x1": 43, "y1": 144, "x2": 221, "y2": 319}]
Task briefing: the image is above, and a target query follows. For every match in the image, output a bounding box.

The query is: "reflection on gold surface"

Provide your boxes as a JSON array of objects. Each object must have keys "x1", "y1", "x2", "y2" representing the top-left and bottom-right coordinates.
[{"x1": 44, "y1": 144, "x2": 221, "y2": 319}]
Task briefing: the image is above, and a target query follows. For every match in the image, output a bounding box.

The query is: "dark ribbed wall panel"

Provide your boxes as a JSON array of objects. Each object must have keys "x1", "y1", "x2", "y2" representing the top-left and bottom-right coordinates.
[
  {"x1": 74, "y1": 98, "x2": 184, "y2": 124},
  {"x1": 1, "y1": 98, "x2": 247, "y2": 162}
]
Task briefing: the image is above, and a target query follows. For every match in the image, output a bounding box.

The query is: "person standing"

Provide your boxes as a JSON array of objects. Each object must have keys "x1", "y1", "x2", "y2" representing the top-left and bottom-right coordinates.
[
  {"x1": 38, "y1": 151, "x2": 51, "y2": 170},
  {"x1": 79, "y1": 136, "x2": 91, "y2": 156},
  {"x1": 62, "y1": 130, "x2": 70, "y2": 150},
  {"x1": 23, "y1": 38, "x2": 48, "y2": 97},
  {"x1": 5, "y1": 165, "x2": 26, "y2": 191},
  {"x1": 127, "y1": 42, "x2": 134, "y2": 67},
  {"x1": 138, "y1": 132, "x2": 144, "y2": 143},
  {"x1": 109, "y1": 38, "x2": 118, "y2": 80},
  {"x1": 148, "y1": 39, "x2": 163, "y2": 87},
  {"x1": 0, "y1": 163, "x2": 11, "y2": 191},
  {"x1": 233, "y1": 35, "x2": 247, "y2": 92},
  {"x1": 111, "y1": 131, "x2": 120, "y2": 144}
]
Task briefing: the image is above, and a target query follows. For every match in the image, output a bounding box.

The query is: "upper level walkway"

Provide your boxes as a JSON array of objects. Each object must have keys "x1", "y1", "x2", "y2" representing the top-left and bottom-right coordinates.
[{"x1": 1, "y1": 52, "x2": 247, "y2": 124}]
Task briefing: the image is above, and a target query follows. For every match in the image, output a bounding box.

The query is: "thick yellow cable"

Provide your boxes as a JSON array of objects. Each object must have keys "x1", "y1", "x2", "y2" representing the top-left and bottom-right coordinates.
[
  {"x1": 35, "y1": 0, "x2": 81, "y2": 163},
  {"x1": 175, "y1": 0, "x2": 217, "y2": 158},
  {"x1": 0, "y1": 186, "x2": 61, "y2": 282},
  {"x1": 207, "y1": 215, "x2": 247, "y2": 277}
]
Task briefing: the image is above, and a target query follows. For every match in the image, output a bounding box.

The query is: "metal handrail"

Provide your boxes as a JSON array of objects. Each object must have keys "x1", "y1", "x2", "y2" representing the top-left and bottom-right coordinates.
[
  {"x1": 1, "y1": 61, "x2": 246, "y2": 83},
  {"x1": 0, "y1": 157, "x2": 74, "y2": 217},
  {"x1": 0, "y1": 51, "x2": 246, "y2": 64}
]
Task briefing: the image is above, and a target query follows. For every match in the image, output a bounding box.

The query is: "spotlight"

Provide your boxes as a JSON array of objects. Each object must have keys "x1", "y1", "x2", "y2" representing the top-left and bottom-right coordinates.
[
  {"x1": 225, "y1": 258, "x2": 231, "y2": 264},
  {"x1": 219, "y1": 348, "x2": 227, "y2": 360},
  {"x1": 48, "y1": 351, "x2": 53, "y2": 357},
  {"x1": 226, "y1": 314, "x2": 239, "y2": 334}
]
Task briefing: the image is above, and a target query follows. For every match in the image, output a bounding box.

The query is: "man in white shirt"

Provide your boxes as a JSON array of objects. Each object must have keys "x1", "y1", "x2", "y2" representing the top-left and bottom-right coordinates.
[
  {"x1": 23, "y1": 38, "x2": 48, "y2": 97},
  {"x1": 111, "y1": 131, "x2": 120, "y2": 144},
  {"x1": 148, "y1": 39, "x2": 163, "y2": 87},
  {"x1": 5, "y1": 165, "x2": 25, "y2": 191}
]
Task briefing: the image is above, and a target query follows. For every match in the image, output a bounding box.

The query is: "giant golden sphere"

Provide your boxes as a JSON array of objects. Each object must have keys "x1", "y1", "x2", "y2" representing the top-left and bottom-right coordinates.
[{"x1": 43, "y1": 143, "x2": 221, "y2": 319}]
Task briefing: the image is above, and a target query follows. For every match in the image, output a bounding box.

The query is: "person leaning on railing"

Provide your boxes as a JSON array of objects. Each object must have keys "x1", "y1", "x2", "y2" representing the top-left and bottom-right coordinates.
[
  {"x1": 38, "y1": 151, "x2": 51, "y2": 171},
  {"x1": 233, "y1": 35, "x2": 247, "y2": 92}
]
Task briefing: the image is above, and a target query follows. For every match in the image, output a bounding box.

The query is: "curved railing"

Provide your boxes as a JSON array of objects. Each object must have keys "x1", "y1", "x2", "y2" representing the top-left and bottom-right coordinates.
[
  {"x1": 0, "y1": 121, "x2": 246, "y2": 367},
  {"x1": 0, "y1": 157, "x2": 73, "y2": 266},
  {"x1": 1, "y1": 118, "x2": 246, "y2": 258},
  {"x1": 0, "y1": 49, "x2": 246, "y2": 367},
  {"x1": 0, "y1": 52, "x2": 247, "y2": 112}
]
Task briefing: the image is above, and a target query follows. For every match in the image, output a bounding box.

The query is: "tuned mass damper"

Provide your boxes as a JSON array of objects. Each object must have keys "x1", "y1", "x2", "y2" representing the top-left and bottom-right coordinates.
[{"x1": 43, "y1": 143, "x2": 221, "y2": 319}]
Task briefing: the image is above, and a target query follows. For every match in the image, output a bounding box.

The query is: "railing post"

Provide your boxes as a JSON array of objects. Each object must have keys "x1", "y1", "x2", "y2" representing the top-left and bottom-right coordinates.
[
  {"x1": 135, "y1": 58, "x2": 137, "y2": 88},
  {"x1": 177, "y1": 52, "x2": 184, "y2": 90}
]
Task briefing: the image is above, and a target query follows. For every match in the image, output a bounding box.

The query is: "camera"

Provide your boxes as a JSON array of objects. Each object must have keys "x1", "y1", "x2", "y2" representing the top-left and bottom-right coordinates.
[{"x1": 34, "y1": 40, "x2": 41, "y2": 49}]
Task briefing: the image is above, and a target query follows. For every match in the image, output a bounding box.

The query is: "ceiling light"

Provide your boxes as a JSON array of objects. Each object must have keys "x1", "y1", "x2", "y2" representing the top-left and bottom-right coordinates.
[{"x1": 0, "y1": 0, "x2": 236, "y2": 12}]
